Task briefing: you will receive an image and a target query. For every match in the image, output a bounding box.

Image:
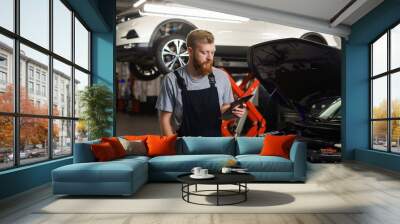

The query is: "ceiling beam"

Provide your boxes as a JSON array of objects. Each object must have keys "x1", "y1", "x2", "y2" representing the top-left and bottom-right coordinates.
[
  {"x1": 172, "y1": 0, "x2": 351, "y2": 37},
  {"x1": 330, "y1": 0, "x2": 368, "y2": 27}
]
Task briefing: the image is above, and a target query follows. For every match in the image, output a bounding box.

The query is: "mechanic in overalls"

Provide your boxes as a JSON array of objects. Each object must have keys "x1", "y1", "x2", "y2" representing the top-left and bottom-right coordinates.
[{"x1": 156, "y1": 29, "x2": 245, "y2": 136}]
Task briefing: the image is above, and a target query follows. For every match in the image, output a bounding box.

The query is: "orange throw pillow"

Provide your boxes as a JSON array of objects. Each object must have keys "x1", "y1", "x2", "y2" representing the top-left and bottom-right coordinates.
[
  {"x1": 101, "y1": 137, "x2": 127, "y2": 158},
  {"x1": 124, "y1": 135, "x2": 148, "y2": 141},
  {"x1": 91, "y1": 142, "x2": 117, "y2": 161},
  {"x1": 260, "y1": 135, "x2": 297, "y2": 159},
  {"x1": 146, "y1": 135, "x2": 177, "y2": 157}
]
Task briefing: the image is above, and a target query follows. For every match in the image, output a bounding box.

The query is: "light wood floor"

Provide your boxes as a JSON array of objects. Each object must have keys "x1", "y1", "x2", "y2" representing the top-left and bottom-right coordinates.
[{"x1": 1, "y1": 162, "x2": 400, "y2": 224}]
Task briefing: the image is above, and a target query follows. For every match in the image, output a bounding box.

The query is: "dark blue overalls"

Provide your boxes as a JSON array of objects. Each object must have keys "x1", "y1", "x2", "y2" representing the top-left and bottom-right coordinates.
[{"x1": 174, "y1": 70, "x2": 222, "y2": 137}]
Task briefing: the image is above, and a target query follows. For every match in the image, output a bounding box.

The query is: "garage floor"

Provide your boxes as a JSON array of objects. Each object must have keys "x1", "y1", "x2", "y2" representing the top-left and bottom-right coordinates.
[
  {"x1": 1, "y1": 162, "x2": 400, "y2": 224},
  {"x1": 116, "y1": 112, "x2": 160, "y2": 136}
]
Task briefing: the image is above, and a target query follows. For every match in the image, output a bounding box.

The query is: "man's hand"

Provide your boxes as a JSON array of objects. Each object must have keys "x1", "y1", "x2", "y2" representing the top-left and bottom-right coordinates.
[{"x1": 231, "y1": 103, "x2": 247, "y2": 118}]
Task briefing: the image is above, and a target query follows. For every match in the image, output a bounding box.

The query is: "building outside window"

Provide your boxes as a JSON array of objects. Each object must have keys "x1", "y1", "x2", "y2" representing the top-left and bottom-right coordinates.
[
  {"x1": 370, "y1": 23, "x2": 400, "y2": 154},
  {"x1": 0, "y1": 71, "x2": 6, "y2": 84},
  {"x1": 0, "y1": 54, "x2": 7, "y2": 90},
  {"x1": 35, "y1": 70, "x2": 40, "y2": 81},
  {"x1": 28, "y1": 66, "x2": 34, "y2": 80},
  {"x1": 35, "y1": 83, "x2": 40, "y2": 95},
  {"x1": 42, "y1": 85, "x2": 46, "y2": 97},
  {"x1": 0, "y1": 54, "x2": 7, "y2": 67},
  {"x1": 0, "y1": 0, "x2": 91, "y2": 170},
  {"x1": 41, "y1": 73, "x2": 46, "y2": 83},
  {"x1": 54, "y1": 89, "x2": 58, "y2": 103},
  {"x1": 28, "y1": 81, "x2": 34, "y2": 94}
]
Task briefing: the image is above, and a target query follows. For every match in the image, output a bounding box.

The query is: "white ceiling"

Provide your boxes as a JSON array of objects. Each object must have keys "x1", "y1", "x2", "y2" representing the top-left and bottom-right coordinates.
[
  {"x1": 224, "y1": 0, "x2": 352, "y2": 22},
  {"x1": 171, "y1": 0, "x2": 384, "y2": 38},
  {"x1": 118, "y1": 0, "x2": 384, "y2": 38}
]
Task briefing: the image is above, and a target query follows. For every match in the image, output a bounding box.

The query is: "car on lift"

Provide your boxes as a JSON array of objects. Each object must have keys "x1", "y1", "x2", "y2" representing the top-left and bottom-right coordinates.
[
  {"x1": 116, "y1": 3, "x2": 341, "y2": 80},
  {"x1": 248, "y1": 38, "x2": 341, "y2": 162}
]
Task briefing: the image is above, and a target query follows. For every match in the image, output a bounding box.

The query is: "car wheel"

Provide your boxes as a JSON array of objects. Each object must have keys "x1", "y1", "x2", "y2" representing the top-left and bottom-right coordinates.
[
  {"x1": 129, "y1": 62, "x2": 162, "y2": 81},
  {"x1": 155, "y1": 34, "x2": 189, "y2": 74}
]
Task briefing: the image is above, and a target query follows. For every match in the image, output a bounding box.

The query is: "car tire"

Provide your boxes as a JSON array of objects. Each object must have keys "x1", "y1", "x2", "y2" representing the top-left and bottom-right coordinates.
[
  {"x1": 129, "y1": 62, "x2": 162, "y2": 81},
  {"x1": 154, "y1": 34, "x2": 189, "y2": 74}
]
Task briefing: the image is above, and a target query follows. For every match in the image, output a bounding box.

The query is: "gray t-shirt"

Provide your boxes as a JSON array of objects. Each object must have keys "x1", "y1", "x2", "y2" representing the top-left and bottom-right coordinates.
[{"x1": 156, "y1": 66, "x2": 234, "y2": 131}]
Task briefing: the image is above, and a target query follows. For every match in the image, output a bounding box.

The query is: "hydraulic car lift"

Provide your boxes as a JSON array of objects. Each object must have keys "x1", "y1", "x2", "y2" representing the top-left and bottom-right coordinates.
[{"x1": 220, "y1": 68, "x2": 266, "y2": 137}]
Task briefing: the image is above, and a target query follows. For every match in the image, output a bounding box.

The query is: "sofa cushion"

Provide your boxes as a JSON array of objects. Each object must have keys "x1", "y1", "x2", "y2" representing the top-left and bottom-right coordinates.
[
  {"x1": 118, "y1": 137, "x2": 147, "y2": 156},
  {"x1": 52, "y1": 159, "x2": 147, "y2": 183},
  {"x1": 115, "y1": 155, "x2": 150, "y2": 163},
  {"x1": 101, "y1": 137, "x2": 127, "y2": 158},
  {"x1": 148, "y1": 154, "x2": 235, "y2": 172},
  {"x1": 236, "y1": 137, "x2": 264, "y2": 155},
  {"x1": 146, "y1": 135, "x2": 177, "y2": 157},
  {"x1": 91, "y1": 142, "x2": 118, "y2": 162},
  {"x1": 124, "y1": 135, "x2": 148, "y2": 141},
  {"x1": 236, "y1": 155, "x2": 293, "y2": 172},
  {"x1": 74, "y1": 140, "x2": 100, "y2": 163},
  {"x1": 177, "y1": 137, "x2": 235, "y2": 155},
  {"x1": 260, "y1": 135, "x2": 297, "y2": 159}
]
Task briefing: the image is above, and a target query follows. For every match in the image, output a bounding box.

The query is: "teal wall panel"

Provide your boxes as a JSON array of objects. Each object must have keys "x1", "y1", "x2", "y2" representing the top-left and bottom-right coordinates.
[
  {"x1": 0, "y1": 158, "x2": 72, "y2": 199},
  {"x1": 344, "y1": 0, "x2": 400, "y2": 171},
  {"x1": 355, "y1": 149, "x2": 400, "y2": 172}
]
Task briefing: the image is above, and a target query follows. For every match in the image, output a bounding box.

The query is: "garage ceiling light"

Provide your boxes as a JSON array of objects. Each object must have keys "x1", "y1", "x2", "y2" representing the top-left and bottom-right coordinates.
[{"x1": 141, "y1": 3, "x2": 250, "y2": 23}]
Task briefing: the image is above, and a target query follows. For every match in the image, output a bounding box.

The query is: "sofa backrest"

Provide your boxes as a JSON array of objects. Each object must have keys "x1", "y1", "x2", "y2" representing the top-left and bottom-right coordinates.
[
  {"x1": 235, "y1": 137, "x2": 264, "y2": 155},
  {"x1": 177, "y1": 137, "x2": 235, "y2": 155},
  {"x1": 73, "y1": 139, "x2": 100, "y2": 163},
  {"x1": 73, "y1": 136, "x2": 266, "y2": 161}
]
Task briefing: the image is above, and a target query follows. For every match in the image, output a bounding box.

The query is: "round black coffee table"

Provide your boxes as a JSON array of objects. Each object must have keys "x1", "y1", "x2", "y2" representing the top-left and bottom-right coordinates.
[{"x1": 177, "y1": 173, "x2": 255, "y2": 206}]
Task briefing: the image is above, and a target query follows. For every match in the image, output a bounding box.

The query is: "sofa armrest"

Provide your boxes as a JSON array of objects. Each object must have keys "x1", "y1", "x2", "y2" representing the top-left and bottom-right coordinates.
[
  {"x1": 289, "y1": 141, "x2": 307, "y2": 181},
  {"x1": 73, "y1": 140, "x2": 100, "y2": 163}
]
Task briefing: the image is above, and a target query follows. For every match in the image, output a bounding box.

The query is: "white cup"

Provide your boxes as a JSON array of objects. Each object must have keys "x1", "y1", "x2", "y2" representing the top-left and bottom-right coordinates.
[
  {"x1": 221, "y1": 167, "x2": 232, "y2": 174},
  {"x1": 200, "y1": 169, "x2": 208, "y2": 176},
  {"x1": 191, "y1": 167, "x2": 202, "y2": 176}
]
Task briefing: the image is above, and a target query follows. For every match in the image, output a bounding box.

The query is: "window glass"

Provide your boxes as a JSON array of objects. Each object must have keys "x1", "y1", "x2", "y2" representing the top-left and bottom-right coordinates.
[
  {"x1": 53, "y1": 59, "x2": 72, "y2": 117},
  {"x1": 372, "y1": 121, "x2": 388, "y2": 151},
  {"x1": 1, "y1": 0, "x2": 93, "y2": 167},
  {"x1": 391, "y1": 120, "x2": 400, "y2": 153},
  {"x1": 0, "y1": 35, "x2": 14, "y2": 113},
  {"x1": 53, "y1": 119, "x2": 72, "y2": 158},
  {"x1": 0, "y1": 116, "x2": 14, "y2": 170},
  {"x1": 391, "y1": 24, "x2": 400, "y2": 70},
  {"x1": 0, "y1": 0, "x2": 14, "y2": 31},
  {"x1": 372, "y1": 33, "x2": 387, "y2": 76},
  {"x1": 53, "y1": 0, "x2": 72, "y2": 60},
  {"x1": 74, "y1": 69, "x2": 89, "y2": 118},
  {"x1": 20, "y1": 44, "x2": 49, "y2": 115},
  {"x1": 20, "y1": 117, "x2": 49, "y2": 165},
  {"x1": 391, "y1": 72, "x2": 400, "y2": 118},
  {"x1": 75, "y1": 120, "x2": 88, "y2": 143},
  {"x1": 372, "y1": 76, "x2": 387, "y2": 119},
  {"x1": 74, "y1": 18, "x2": 89, "y2": 70},
  {"x1": 20, "y1": 0, "x2": 49, "y2": 49}
]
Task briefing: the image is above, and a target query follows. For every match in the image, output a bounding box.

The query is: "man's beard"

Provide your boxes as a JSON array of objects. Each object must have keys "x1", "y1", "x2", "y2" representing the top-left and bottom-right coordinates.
[{"x1": 193, "y1": 54, "x2": 213, "y2": 76}]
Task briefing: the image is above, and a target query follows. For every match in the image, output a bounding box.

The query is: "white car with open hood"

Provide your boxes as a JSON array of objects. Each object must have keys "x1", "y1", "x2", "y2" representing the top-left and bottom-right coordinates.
[{"x1": 116, "y1": 3, "x2": 341, "y2": 80}]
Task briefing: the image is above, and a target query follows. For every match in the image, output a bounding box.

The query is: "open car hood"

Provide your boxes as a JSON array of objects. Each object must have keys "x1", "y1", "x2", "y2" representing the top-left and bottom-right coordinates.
[{"x1": 248, "y1": 38, "x2": 341, "y2": 112}]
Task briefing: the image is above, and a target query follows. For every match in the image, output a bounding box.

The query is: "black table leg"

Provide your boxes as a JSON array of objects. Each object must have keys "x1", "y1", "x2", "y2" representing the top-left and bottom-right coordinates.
[
  {"x1": 245, "y1": 183, "x2": 247, "y2": 201},
  {"x1": 187, "y1": 184, "x2": 190, "y2": 202},
  {"x1": 217, "y1": 184, "x2": 219, "y2": 206}
]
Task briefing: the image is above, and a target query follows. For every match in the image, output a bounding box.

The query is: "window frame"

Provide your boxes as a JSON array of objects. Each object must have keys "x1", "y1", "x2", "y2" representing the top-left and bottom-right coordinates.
[
  {"x1": 370, "y1": 20, "x2": 400, "y2": 154},
  {"x1": 0, "y1": 0, "x2": 92, "y2": 171}
]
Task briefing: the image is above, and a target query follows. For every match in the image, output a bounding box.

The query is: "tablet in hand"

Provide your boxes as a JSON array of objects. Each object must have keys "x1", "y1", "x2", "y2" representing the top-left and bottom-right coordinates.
[
  {"x1": 221, "y1": 94, "x2": 253, "y2": 120},
  {"x1": 229, "y1": 94, "x2": 253, "y2": 109}
]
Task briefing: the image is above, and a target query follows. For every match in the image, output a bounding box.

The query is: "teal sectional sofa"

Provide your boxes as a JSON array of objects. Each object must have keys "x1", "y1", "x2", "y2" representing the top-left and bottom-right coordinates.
[{"x1": 52, "y1": 137, "x2": 307, "y2": 196}]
